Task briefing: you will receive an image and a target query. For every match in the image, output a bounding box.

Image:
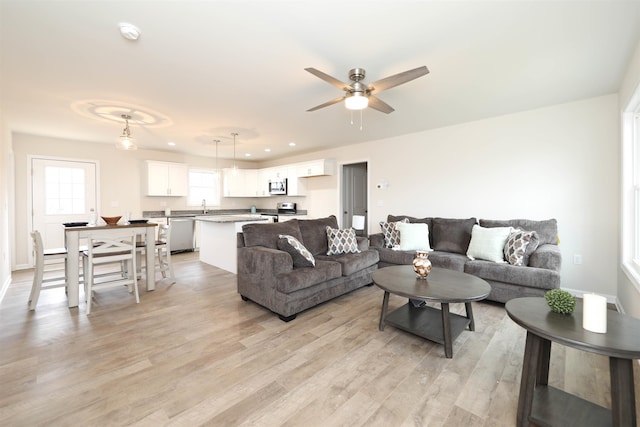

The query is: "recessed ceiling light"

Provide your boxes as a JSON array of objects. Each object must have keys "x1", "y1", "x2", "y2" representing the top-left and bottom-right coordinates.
[
  {"x1": 119, "y1": 23, "x2": 141, "y2": 41},
  {"x1": 289, "y1": 142, "x2": 296, "y2": 146},
  {"x1": 245, "y1": 153, "x2": 251, "y2": 157},
  {"x1": 167, "y1": 142, "x2": 176, "y2": 146},
  {"x1": 264, "y1": 148, "x2": 271, "y2": 152}
]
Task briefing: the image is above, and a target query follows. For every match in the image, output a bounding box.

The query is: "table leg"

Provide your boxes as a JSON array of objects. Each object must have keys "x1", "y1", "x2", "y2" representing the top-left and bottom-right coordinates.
[
  {"x1": 537, "y1": 339, "x2": 551, "y2": 386},
  {"x1": 65, "y1": 232, "x2": 79, "y2": 308},
  {"x1": 610, "y1": 357, "x2": 637, "y2": 427},
  {"x1": 441, "y1": 302, "x2": 453, "y2": 358},
  {"x1": 517, "y1": 331, "x2": 546, "y2": 427},
  {"x1": 145, "y1": 227, "x2": 155, "y2": 291},
  {"x1": 465, "y1": 302, "x2": 475, "y2": 331},
  {"x1": 379, "y1": 291, "x2": 390, "y2": 331}
]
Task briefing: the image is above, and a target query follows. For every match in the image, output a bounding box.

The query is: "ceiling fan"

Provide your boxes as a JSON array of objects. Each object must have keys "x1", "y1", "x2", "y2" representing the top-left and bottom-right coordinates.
[{"x1": 305, "y1": 65, "x2": 429, "y2": 114}]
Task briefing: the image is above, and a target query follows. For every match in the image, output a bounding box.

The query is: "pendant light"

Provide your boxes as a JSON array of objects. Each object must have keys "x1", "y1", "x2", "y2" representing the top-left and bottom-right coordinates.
[
  {"x1": 231, "y1": 132, "x2": 238, "y2": 175},
  {"x1": 116, "y1": 114, "x2": 137, "y2": 150},
  {"x1": 213, "y1": 139, "x2": 220, "y2": 173}
]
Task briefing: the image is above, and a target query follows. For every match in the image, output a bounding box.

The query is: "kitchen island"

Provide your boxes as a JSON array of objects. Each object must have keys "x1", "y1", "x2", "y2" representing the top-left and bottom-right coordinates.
[{"x1": 196, "y1": 215, "x2": 269, "y2": 273}]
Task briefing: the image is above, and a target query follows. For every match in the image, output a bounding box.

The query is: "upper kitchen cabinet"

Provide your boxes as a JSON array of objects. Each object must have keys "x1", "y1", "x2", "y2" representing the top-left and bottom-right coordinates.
[
  {"x1": 296, "y1": 159, "x2": 335, "y2": 177},
  {"x1": 223, "y1": 168, "x2": 269, "y2": 197},
  {"x1": 146, "y1": 161, "x2": 188, "y2": 196}
]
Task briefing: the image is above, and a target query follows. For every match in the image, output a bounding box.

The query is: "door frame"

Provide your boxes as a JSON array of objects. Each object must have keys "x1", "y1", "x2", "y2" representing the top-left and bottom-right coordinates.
[
  {"x1": 340, "y1": 159, "x2": 369, "y2": 234},
  {"x1": 27, "y1": 155, "x2": 100, "y2": 265}
]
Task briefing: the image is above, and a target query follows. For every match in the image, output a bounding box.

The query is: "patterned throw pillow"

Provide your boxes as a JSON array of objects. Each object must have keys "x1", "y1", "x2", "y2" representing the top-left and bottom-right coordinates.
[
  {"x1": 326, "y1": 226, "x2": 360, "y2": 255},
  {"x1": 379, "y1": 218, "x2": 409, "y2": 248},
  {"x1": 504, "y1": 229, "x2": 536, "y2": 266},
  {"x1": 277, "y1": 234, "x2": 315, "y2": 268}
]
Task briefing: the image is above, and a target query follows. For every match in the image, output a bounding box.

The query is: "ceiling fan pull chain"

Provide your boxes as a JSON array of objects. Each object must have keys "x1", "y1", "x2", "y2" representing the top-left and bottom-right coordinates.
[{"x1": 350, "y1": 110, "x2": 354, "y2": 125}]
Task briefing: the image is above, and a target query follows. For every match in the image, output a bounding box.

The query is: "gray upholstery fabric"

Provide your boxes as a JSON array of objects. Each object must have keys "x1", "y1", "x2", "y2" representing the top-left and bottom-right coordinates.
[
  {"x1": 277, "y1": 235, "x2": 315, "y2": 268},
  {"x1": 479, "y1": 218, "x2": 558, "y2": 246},
  {"x1": 428, "y1": 251, "x2": 468, "y2": 272},
  {"x1": 374, "y1": 246, "x2": 415, "y2": 265},
  {"x1": 388, "y1": 215, "x2": 433, "y2": 247},
  {"x1": 528, "y1": 244, "x2": 562, "y2": 271},
  {"x1": 464, "y1": 260, "x2": 560, "y2": 290},
  {"x1": 431, "y1": 217, "x2": 477, "y2": 254},
  {"x1": 298, "y1": 215, "x2": 339, "y2": 255},
  {"x1": 242, "y1": 220, "x2": 302, "y2": 249},
  {"x1": 316, "y1": 249, "x2": 379, "y2": 276},
  {"x1": 369, "y1": 233, "x2": 385, "y2": 249},
  {"x1": 276, "y1": 260, "x2": 342, "y2": 293}
]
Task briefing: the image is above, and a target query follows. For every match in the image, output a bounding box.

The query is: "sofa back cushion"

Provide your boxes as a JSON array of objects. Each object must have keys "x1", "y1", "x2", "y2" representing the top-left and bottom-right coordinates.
[
  {"x1": 431, "y1": 217, "x2": 477, "y2": 254},
  {"x1": 242, "y1": 220, "x2": 303, "y2": 249},
  {"x1": 479, "y1": 218, "x2": 558, "y2": 246},
  {"x1": 298, "y1": 215, "x2": 339, "y2": 255}
]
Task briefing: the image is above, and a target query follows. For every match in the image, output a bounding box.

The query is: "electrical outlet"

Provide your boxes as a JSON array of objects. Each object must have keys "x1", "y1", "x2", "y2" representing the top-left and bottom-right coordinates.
[{"x1": 573, "y1": 254, "x2": 583, "y2": 265}]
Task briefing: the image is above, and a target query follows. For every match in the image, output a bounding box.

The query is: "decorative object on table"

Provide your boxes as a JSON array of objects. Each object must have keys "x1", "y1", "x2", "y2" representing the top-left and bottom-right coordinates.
[
  {"x1": 101, "y1": 216, "x2": 122, "y2": 225},
  {"x1": 124, "y1": 211, "x2": 131, "y2": 224},
  {"x1": 128, "y1": 219, "x2": 149, "y2": 224},
  {"x1": 250, "y1": 205, "x2": 257, "y2": 214},
  {"x1": 582, "y1": 293, "x2": 608, "y2": 333},
  {"x1": 412, "y1": 250, "x2": 432, "y2": 279},
  {"x1": 89, "y1": 208, "x2": 97, "y2": 226},
  {"x1": 63, "y1": 222, "x2": 88, "y2": 227},
  {"x1": 544, "y1": 289, "x2": 576, "y2": 314}
]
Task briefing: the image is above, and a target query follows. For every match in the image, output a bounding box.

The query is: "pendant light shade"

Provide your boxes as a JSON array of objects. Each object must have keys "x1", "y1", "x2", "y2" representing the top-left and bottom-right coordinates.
[
  {"x1": 116, "y1": 114, "x2": 137, "y2": 150},
  {"x1": 345, "y1": 92, "x2": 369, "y2": 110}
]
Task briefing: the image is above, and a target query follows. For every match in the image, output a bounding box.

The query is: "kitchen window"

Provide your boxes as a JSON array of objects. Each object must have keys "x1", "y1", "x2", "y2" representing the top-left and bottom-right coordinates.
[{"x1": 188, "y1": 168, "x2": 220, "y2": 207}]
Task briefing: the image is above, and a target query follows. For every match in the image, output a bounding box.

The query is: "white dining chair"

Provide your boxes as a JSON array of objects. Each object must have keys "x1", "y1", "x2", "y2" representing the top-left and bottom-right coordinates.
[
  {"x1": 29, "y1": 230, "x2": 68, "y2": 310},
  {"x1": 136, "y1": 223, "x2": 175, "y2": 284},
  {"x1": 82, "y1": 229, "x2": 139, "y2": 314}
]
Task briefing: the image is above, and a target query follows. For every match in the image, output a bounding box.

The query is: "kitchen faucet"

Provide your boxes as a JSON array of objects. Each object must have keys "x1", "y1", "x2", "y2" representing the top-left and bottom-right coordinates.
[{"x1": 202, "y1": 199, "x2": 208, "y2": 214}]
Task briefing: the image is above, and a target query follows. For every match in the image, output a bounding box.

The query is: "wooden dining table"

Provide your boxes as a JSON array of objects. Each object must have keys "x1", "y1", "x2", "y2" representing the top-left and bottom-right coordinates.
[{"x1": 64, "y1": 222, "x2": 158, "y2": 308}]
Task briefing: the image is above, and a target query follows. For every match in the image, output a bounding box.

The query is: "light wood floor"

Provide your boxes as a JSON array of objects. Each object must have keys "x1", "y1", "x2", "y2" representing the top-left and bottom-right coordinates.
[{"x1": 1, "y1": 252, "x2": 638, "y2": 426}]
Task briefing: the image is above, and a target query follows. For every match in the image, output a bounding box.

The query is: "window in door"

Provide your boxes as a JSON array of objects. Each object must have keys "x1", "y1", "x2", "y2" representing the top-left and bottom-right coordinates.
[{"x1": 45, "y1": 166, "x2": 86, "y2": 214}]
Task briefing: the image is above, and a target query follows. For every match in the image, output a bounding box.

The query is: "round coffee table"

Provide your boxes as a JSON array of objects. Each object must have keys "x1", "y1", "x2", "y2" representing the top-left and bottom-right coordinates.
[{"x1": 372, "y1": 265, "x2": 491, "y2": 358}]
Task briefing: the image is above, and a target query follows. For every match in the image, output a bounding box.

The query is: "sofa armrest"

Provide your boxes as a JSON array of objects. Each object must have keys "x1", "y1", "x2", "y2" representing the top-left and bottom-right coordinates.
[
  {"x1": 369, "y1": 233, "x2": 385, "y2": 249},
  {"x1": 528, "y1": 244, "x2": 562, "y2": 272},
  {"x1": 357, "y1": 236, "x2": 370, "y2": 251},
  {"x1": 237, "y1": 246, "x2": 293, "y2": 277}
]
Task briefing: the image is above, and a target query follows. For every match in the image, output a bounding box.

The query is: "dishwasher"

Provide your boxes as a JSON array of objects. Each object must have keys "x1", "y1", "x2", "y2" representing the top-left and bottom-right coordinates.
[{"x1": 168, "y1": 217, "x2": 195, "y2": 253}]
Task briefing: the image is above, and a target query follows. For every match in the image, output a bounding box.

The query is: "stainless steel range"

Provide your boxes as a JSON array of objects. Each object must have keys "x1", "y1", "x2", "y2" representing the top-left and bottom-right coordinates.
[{"x1": 277, "y1": 202, "x2": 297, "y2": 215}]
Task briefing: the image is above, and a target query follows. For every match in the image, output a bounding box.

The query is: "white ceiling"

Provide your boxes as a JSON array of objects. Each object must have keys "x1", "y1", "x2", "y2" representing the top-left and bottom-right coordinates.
[{"x1": 2, "y1": 1, "x2": 640, "y2": 161}]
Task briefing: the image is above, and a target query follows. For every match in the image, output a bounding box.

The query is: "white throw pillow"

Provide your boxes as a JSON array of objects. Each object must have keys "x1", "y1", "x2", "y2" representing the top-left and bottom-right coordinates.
[
  {"x1": 466, "y1": 225, "x2": 513, "y2": 262},
  {"x1": 396, "y1": 222, "x2": 432, "y2": 251}
]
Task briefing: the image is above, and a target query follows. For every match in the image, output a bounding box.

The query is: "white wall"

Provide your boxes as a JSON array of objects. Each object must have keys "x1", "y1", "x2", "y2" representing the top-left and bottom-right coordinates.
[
  {"x1": 272, "y1": 95, "x2": 620, "y2": 298},
  {"x1": 0, "y1": 110, "x2": 12, "y2": 300}
]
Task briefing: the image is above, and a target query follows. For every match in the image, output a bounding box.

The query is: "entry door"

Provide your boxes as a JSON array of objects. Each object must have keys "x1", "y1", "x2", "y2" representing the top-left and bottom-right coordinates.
[
  {"x1": 342, "y1": 162, "x2": 368, "y2": 233},
  {"x1": 31, "y1": 158, "x2": 98, "y2": 250}
]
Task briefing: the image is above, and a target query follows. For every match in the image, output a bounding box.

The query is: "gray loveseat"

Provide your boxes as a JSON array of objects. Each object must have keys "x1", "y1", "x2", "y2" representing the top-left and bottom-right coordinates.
[
  {"x1": 370, "y1": 215, "x2": 561, "y2": 303},
  {"x1": 237, "y1": 215, "x2": 379, "y2": 321}
]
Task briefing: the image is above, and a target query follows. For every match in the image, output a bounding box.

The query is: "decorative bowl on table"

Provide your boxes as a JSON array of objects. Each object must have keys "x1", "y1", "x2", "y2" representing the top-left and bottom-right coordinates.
[{"x1": 101, "y1": 216, "x2": 122, "y2": 225}]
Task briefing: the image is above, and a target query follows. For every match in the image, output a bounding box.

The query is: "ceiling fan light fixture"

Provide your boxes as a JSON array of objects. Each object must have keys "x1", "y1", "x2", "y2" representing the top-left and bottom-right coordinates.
[
  {"x1": 345, "y1": 93, "x2": 369, "y2": 110},
  {"x1": 116, "y1": 114, "x2": 137, "y2": 150}
]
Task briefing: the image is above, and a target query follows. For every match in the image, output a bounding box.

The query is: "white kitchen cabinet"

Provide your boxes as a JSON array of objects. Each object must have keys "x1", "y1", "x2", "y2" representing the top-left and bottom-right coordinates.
[
  {"x1": 223, "y1": 168, "x2": 268, "y2": 197},
  {"x1": 286, "y1": 165, "x2": 306, "y2": 196},
  {"x1": 296, "y1": 159, "x2": 335, "y2": 177},
  {"x1": 146, "y1": 161, "x2": 188, "y2": 196}
]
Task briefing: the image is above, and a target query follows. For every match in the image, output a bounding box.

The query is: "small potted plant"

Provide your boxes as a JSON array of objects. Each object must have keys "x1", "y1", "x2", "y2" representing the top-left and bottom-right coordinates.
[{"x1": 545, "y1": 289, "x2": 576, "y2": 315}]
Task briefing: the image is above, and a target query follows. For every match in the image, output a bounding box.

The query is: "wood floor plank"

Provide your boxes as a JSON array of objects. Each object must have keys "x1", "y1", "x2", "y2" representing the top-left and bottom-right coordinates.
[{"x1": 2, "y1": 252, "x2": 639, "y2": 426}]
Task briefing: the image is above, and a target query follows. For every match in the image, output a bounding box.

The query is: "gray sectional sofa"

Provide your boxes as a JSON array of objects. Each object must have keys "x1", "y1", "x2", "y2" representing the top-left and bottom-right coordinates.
[
  {"x1": 370, "y1": 215, "x2": 562, "y2": 303},
  {"x1": 237, "y1": 215, "x2": 379, "y2": 321}
]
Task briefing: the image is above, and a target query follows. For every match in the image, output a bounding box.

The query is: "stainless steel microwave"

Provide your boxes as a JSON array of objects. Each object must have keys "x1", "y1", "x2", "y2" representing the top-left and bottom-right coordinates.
[{"x1": 268, "y1": 178, "x2": 287, "y2": 195}]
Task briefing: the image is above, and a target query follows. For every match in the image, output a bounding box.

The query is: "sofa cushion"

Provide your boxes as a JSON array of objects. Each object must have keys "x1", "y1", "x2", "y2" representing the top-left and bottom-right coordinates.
[
  {"x1": 504, "y1": 229, "x2": 538, "y2": 266},
  {"x1": 379, "y1": 218, "x2": 409, "y2": 248},
  {"x1": 317, "y1": 249, "x2": 379, "y2": 276},
  {"x1": 431, "y1": 217, "x2": 477, "y2": 254},
  {"x1": 277, "y1": 234, "x2": 315, "y2": 268},
  {"x1": 242, "y1": 220, "x2": 302, "y2": 250},
  {"x1": 464, "y1": 260, "x2": 560, "y2": 290},
  {"x1": 479, "y1": 218, "x2": 558, "y2": 246},
  {"x1": 427, "y1": 251, "x2": 469, "y2": 272},
  {"x1": 298, "y1": 215, "x2": 339, "y2": 255},
  {"x1": 396, "y1": 222, "x2": 432, "y2": 251},
  {"x1": 326, "y1": 226, "x2": 360, "y2": 255},
  {"x1": 276, "y1": 260, "x2": 342, "y2": 293},
  {"x1": 466, "y1": 224, "x2": 512, "y2": 262},
  {"x1": 375, "y1": 247, "x2": 415, "y2": 265}
]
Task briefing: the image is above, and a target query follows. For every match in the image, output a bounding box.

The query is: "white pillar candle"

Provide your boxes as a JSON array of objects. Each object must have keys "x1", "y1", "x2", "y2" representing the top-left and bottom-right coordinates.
[{"x1": 582, "y1": 293, "x2": 607, "y2": 334}]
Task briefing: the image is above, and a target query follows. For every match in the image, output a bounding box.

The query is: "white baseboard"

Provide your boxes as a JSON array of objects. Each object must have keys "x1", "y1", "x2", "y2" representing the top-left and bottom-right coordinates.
[{"x1": 561, "y1": 287, "x2": 620, "y2": 312}]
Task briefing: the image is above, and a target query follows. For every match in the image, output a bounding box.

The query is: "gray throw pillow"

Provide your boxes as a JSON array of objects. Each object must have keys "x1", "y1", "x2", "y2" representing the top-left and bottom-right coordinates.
[
  {"x1": 431, "y1": 217, "x2": 477, "y2": 254},
  {"x1": 277, "y1": 234, "x2": 315, "y2": 268}
]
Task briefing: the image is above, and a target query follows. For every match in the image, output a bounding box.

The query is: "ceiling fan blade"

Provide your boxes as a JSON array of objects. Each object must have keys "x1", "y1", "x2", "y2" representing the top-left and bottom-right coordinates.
[
  {"x1": 306, "y1": 96, "x2": 346, "y2": 112},
  {"x1": 368, "y1": 66, "x2": 429, "y2": 94},
  {"x1": 368, "y1": 95, "x2": 394, "y2": 114},
  {"x1": 305, "y1": 68, "x2": 352, "y2": 91}
]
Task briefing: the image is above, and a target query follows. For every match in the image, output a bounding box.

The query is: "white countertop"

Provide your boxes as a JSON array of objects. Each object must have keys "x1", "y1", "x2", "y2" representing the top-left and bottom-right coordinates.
[{"x1": 194, "y1": 214, "x2": 269, "y2": 223}]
